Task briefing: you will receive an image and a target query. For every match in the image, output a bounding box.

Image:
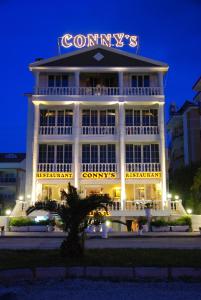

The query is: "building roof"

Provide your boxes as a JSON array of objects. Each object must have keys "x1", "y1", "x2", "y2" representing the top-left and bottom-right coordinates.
[
  {"x1": 30, "y1": 45, "x2": 168, "y2": 69},
  {"x1": 192, "y1": 76, "x2": 201, "y2": 91},
  {"x1": 0, "y1": 153, "x2": 26, "y2": 163},
  {"x1": 176, "y1": 100, "x2": 197, "y2": 115}
]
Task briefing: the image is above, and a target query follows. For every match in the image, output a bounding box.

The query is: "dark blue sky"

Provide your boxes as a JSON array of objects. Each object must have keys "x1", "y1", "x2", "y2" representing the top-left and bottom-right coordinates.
[{"x1": 0, "y1": 0, "x2": 200, "y2": 152}]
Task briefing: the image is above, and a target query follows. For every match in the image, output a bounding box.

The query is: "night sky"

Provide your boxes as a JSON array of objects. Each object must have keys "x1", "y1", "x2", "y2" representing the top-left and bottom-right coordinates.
[{"x1": 0, "y1": 0, "x2": 200, "y2": 152}]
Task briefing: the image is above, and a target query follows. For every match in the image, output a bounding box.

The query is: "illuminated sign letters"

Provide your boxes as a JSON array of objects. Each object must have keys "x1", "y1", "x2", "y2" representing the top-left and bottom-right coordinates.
[
  {"x1": 81, "y1": 172, "x2": 117, "y2": 179},
  {"x1": 125, "y1": 172, "x2": 161, "y2": 179},
  {"x1": 60, "y1": 33, "x2": 138, "y2": 49},
  {"x1": 37, "y1": 172, "x2": 73, "y2": 179}
]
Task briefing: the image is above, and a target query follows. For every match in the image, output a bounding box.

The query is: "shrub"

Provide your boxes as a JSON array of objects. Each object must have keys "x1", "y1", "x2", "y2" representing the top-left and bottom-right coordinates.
[
  {"x1": 9, "y1": 217, "x2": 53, "y2": 227},
  {"x1": 9, "y1": 217, "x2": 34, "y2": 227},
  {"x1": 150, "y1": 219, "x2": 168, "y2": 227},
  {"x1": 170, "y1": 216, "x2": 192, "y2": 227}
]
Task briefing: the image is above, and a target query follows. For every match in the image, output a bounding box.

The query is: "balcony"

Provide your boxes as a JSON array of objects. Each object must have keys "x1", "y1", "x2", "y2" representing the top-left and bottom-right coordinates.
[
  {"x1": 37, "y1": 163, "x2": 73, "y2": 172},
  {"x1": 0, "y1": 177, "x2": 16, "y2": 184},
  {"x1": 39, "y1": 126, "x2": 72, "y2": 135},
  {"x1": 35, "y1": 86, "x2": 163, "y2": 96},
  {"x1": 125, "y1": 163, "x2": 161, "y2": 172},
  {"x1": 108, "y1": 200, "x2": 162, "y2": 211},
  {"x1": 126, "y1": 126, "x2": 159, "y2": 135},
  {"x1": 81, "y1": 126, "x2": 116, "y2": 135},
  {"x1": 81, "y1": 163, "x2": 118, "y2": 172}
]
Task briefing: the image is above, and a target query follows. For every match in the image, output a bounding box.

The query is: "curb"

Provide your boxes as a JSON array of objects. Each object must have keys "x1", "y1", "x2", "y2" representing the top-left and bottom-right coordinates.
[{"x1": 1, "y1": 267, "x2": 201, "y2": 282}]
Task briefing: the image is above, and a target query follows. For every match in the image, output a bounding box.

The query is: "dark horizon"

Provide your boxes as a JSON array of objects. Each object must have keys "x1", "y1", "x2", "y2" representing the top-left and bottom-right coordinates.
[{"x1": 0, "y1": 0, "x2": 200, "y2": 152}]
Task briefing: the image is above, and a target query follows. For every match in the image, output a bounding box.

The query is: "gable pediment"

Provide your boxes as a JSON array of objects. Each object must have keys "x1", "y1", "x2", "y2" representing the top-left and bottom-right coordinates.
[{"x1": 30, "y1": 46, "x2": 168, "y2": 69}]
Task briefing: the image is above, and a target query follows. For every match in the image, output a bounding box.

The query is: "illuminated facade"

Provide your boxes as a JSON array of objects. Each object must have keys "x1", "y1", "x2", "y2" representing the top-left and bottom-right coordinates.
[{"x1": 25, "y1": 45, "x2": 180, "y2": 225}]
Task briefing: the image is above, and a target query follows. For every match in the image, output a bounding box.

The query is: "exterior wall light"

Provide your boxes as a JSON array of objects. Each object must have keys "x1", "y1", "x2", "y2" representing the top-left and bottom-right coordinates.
[
  {"x1": 174, "y1": 195, "x2": 179, "y2": 200},
  {"x1": 167, "y1": 193, "x2": 172, "y2": 199},
  {"x1": 19, "y1": 195, "x2": 24, "y2": 201},
  {"x1": 5, "y1": 209, "x2": 11, "y2": 216},
  {"x1": 186, "y1": 208, "x2": 192, "y2": 214}
]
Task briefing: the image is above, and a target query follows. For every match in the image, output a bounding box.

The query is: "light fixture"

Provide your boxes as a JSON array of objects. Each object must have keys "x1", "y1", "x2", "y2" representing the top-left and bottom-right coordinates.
[
  {"x1": 174, "y1": 195, "x2": 179, "y2": 200},
  {"x1": 5, "y1": 209, "x2": 11, "y2": 216},
  {"x1": 186, "y1": 208, "x2": 192, "y2": 214},
  {"x1": 105, "y1": 220, "x2": 111, "y2": 227},
  {"x1": 19, "y1": 195, "x2": 24, "y2": 201},
  {"x1": 167, "y1": 193, "x2": 172, "y2": 199}
]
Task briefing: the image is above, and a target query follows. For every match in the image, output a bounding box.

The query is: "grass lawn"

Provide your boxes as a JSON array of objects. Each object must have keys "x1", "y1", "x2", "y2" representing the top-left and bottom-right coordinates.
[{"x1": 1, "y1": 249, "x2": 201, "y2": 269}]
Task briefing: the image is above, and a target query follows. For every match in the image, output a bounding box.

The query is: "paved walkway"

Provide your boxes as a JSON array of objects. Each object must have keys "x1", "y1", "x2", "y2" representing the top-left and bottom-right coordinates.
[{"x1": 0, "y1": 233, "x2": 201, "y2": 249}]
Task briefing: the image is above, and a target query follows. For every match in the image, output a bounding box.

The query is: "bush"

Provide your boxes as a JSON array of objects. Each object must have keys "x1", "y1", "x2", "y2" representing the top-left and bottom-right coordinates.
[
  {"x1": 170, "y1": 216, "x2": 192, "y2": 227},
  {"x1": 10, "y1": 217, "x2": 35, "y2": 227},
  {"x1": 9, "y1": 217, "x2": 53, "y2": 227},
  {"x1": 150, "y1": 219, "x2": 168, "y2": 227}
]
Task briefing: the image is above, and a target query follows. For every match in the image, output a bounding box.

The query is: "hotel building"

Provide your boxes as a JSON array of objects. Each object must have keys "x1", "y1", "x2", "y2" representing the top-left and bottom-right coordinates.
[
  {"x1": 24, "y1": 45, "x2": 183, "y2": 224},
  {"x1": 168, "y1": 76, "x2": 201, "y2": 171}
]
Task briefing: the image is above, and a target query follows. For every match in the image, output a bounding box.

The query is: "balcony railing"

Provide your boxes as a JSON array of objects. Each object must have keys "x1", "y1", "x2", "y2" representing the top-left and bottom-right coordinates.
[
  {"x1": 123, "y1": 87, "x2": 163, "y2": 96},
  {"x1": 107, "y1": 200, "x2": 162, "y2": 211},
  {"x1": 0, "y1": 177, "x2": 16, "y2": 183},
  {"x1": 81, "y1": 163, "x2": 118, "y2": 172},
  {"x1": 39, "y1": 126, "x2": 72, "y2": 135},
  {"x1": 36, "y1": 86, "x2": 163, "y2": 96},
  {"x1": 37, "y1": 163, "x2": 73, "y2": 172},
  {"x1": 125, "y1": 163, "x2": 161, "y2": 172},
  {"x1": 81, "y1": 126, "x2": 116, "y2": 135},
  {"x1": 126, "y1": 126, "x2": 159, "y2": 135}
]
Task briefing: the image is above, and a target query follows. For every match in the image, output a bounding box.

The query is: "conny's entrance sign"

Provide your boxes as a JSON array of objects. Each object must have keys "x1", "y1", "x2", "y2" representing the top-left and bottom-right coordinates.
[{"x1": 60, "y1": 33, "x2": 138, "y2": 49}]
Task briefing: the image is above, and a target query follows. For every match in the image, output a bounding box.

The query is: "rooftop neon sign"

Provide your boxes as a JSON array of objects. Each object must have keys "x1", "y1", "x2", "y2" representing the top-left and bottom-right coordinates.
[{"x1": 60, "y1": 33, "x2": 138, "y2": 49}]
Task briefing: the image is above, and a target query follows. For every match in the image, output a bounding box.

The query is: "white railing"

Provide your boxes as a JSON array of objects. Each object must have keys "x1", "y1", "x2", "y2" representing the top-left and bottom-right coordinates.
[
  {"x1": 81, "y1": 163, "x2": 118, "y2": 172},
  {"x1": 107, "y1": 200, "x2": 162, "y2": 211},
  {"x1": 37, "y1": 163, "x2": 73, "y2": 172},
  {"x1": 125, "y1": 163, "x2": 161, "y2": 172},
  {"x1": 170, "y1": 200, "x2": 186, "y2": 214},
  {"x1": 36, "y1": 86, "x2": 163, "y2": 96},
  {"x1": 81, "y1": 126, "x2": 116, "y2": 135},
  {"x1": 125, "y1": 200, "x2": 162, "y2": 211},
  {"x1": 126, "y1": 126, "x2": 159, "y2": 135},
  {"x1": 0, "y1": 177, "x2": 16, "y2": 183},
  {"x1": 39, "y1": 126, "x2": 72, "y2": 135},
  {"x1": 123, "y1": 87, "x2": 163, "y2": 96},
  {"x1": 36, "y1": 87, "x2": 76, "y2": 95},
  {"x1": 79, "y1": 87, "x2": 120, "y2": 96}
]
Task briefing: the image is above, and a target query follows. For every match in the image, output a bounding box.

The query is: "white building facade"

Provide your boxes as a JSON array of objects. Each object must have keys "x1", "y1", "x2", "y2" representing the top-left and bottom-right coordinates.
[{"x1": 25, "y1": 46, "x2": 181, "y2": 224}]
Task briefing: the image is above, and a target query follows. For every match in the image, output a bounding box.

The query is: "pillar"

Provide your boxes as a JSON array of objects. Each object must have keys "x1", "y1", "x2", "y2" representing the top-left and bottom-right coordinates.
[
  {"x1": 73, "y1": 102, "x2": 80, "y2": 189},
  {"x1": 31, "y1": 103, "x2": 40, "y2": 205},
  {"x1": 158, "y1": 103, "x2": 166, "y2": 209},
  {"x1": 119, "y1": 102, "x2": 126, "y2": 209}
]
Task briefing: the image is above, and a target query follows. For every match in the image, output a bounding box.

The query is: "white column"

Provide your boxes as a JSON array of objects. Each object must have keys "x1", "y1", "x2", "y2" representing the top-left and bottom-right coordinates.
[
  {"x1": 75, "y1": 71, "x2": 80, "y2": 94},
  {"x1": 158, "y1": 72, "x2": 164, "y2": 94},
  {"x1": 118, "y1": 72, "x2": 123, "y2": 95},
  {"x1": 31, "y1": 103, "x2": 40, "y2": 205},
  {"x1": 158, "y1": 103, "x2": 166, "y2": 209},
  {"x1": 183, "y1": 112, "x2": 189, "y2": 165},
  {"x1": 119, "y1": 102, "x2": 126, "y2": 209},
  {"x1": 73, "y1": 102, "x2": 80, "y2": 189},
  {"x1": 25, "y1": 95, "x2": 34, "y2": 206}
]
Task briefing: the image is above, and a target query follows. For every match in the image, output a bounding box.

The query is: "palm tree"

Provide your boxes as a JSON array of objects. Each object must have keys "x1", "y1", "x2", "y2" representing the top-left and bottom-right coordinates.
[{"x1": 27, "y1": 183, "x2": 111, "y2": 257}]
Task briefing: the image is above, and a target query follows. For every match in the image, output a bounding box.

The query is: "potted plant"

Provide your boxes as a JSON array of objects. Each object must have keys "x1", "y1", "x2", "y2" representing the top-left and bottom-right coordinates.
[
  {"x1": 9, "y1": 217, "x2": 32, "y2": 232},
  {"x1": 151, "y1": 219, "x2": 170, "y2": 232},
  {"x1": 170, "y1": 216, "x2": 191, "y2": 232}
]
